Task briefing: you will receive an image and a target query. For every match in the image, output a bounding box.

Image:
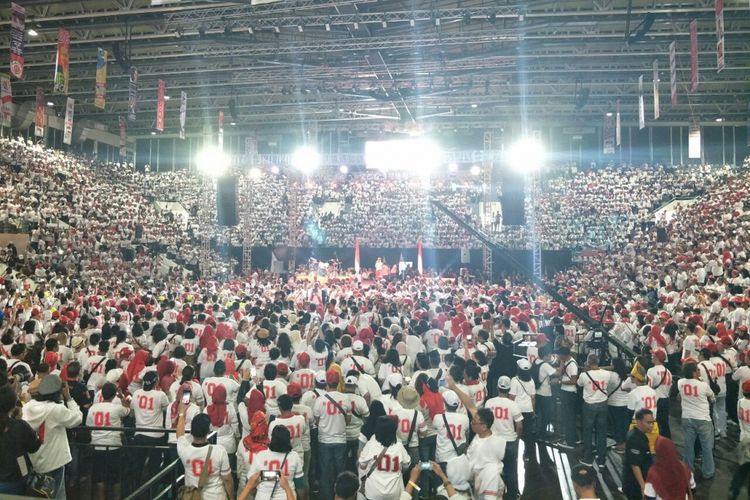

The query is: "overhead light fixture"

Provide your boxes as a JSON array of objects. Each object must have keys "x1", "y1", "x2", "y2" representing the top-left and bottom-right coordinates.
[
  {"x1": 339, "y1": 164, "x2": 349, "y2": 174},
  {"x1": 248, "y1": 27, "x2": 254, "y2": 34},
  {"x1": 507, "y1": 137, "x2": 546, "y2": 173},
  {"x1": 382, "y1": 20, "x2": 388, "y2": 28},
  {"x1": 606, "y1": 112, "x2": 613, "y2": 117},
  {"x1": 270, "y1": 165, "x2": 280, "y2": 174},
  {"x1": 353, "y1": 21, "x2": 359, "y2": 30},
  {"x1": 46, "y1": 101, "x2": 54, "y2": 107},
  {"x1": 196, "y1": 146, "x2": 230, "y2": 177},
  {"x1": 151, "y1": 131, "x2": 157, "y2": 135},
  {"x1": 291, "y1": 146, "x2": 321, "y2": 174},
  {"x1": 471, "y1": 103, "x2": 478, "y2": 108},
  {"x1": 715, "y1": 118, "x2": 724, "y2": 122},
  {"x1": 434, "y1": 18, "x2": 441, "y2": 26},
  {"x1": 410, "y1": 19, "x2": 415, "y2": 27},
  {"x1": 164, "y1": 95, "x2": 171, "y2": 100},
  {"x1": 325, "y1": 22, "x2": 331, "y2": 31},
  {"x1": 298, "y1": 24, "x2": 304, "y2": 32},
  {"x1": 249, "y1": 167, "x2": 262, "y2": 179},
  {"x1": 27, "y1": 28, "x2": 38, "y2": 37},
  {"x1": 470, "y1": 165, "x2": 481, "y2": 176},
  {"x1": 448, "y1": 162, "x2": 459, "y2": 173},
  {"x1": 274, "y1": 26, "x2": 280, "y2": 33},
  {"x1": 230, "y1": 122, "x2": 237, "y2": 126}
]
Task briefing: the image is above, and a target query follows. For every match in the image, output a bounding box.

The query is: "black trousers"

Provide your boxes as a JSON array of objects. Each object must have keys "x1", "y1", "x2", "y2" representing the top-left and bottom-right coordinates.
[{"x1": 656, "y1": 398, "x2": 671, "y2": 438}]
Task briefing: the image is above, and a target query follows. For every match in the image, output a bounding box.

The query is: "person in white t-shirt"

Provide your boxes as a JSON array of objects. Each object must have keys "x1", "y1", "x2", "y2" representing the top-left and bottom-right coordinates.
[
  {"x1": 175, "y1": 409, "x2": 235, "y2": 500},
  {"x1": 313, "y1": 370, "x2": 351, "y2": 500},
  {"x1": 647, "y1": 349, "x2": 673, "y2": 439},
  {"x1": 358, "y1": 415, "x2": 412, "y2": 500},
  {"x1": 729, "y1": 379, "x2": 750, "y2": 499},
  {"x1": 483, "y1": 376, "x2": 523, "y2": 498},
  {"x1": 201, "y1": 360, "x2": 240, "y2": 407},
  {"x1": 260, "y1": 364, "x2": 289, "y2": 417},
  {"x1": 86, "y1": 382, "x2": 130, "y2": 498},
  {"x1": 432, "y1": 390, "x2": 470, "y2": 465},
  {"x1": 551, "y1": 346, "x2": 578, "y2": 448},
  {"x1": 510, "y1": 359, "x2": 535, "y2": 460},
  {"x1": 132, "y1": 371, "x2": 170, "y2": 481},
  {"x1": 270, "y1": 395, "x2": 309, "y2": 461},
  {"x1": 289, "y1": 352, "x2": 316, "y2": 394},
  {"x1": 677, "y1": 362, "x2": 715, "y2": 479},
  {"x1": 533, "y1": 345, "x2": 557, "y2": 440},
  {"x1": 576, "y1": 354, "x2": 611, "y2": 467},
  {"x1": 246, "y1": 425, "x2": 305, "y2": 500}
]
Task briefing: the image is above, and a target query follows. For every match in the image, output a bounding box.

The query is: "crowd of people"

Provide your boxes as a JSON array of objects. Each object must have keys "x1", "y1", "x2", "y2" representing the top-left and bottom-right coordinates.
[{"x1": 1, "y1": 138, "x2": 750, "y2": 500}]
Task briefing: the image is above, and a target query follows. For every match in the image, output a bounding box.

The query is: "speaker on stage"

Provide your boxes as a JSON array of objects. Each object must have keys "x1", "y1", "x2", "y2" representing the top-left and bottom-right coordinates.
[
  {"x1": 501, "y1": 168, "x2": 526, "y2": 226},
  {"x1": 216, "y1": 176, "x2": 239, "y2": 226}
]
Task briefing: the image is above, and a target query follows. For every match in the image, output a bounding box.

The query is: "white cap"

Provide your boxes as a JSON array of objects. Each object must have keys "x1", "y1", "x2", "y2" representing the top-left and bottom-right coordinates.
[
  {"x1": 442, "y1": 389, "x2": 459, "y2": 407},
  {"x1": 105, "y1": 368, "x2": 123, "y2": 384},
  {"x1": 352, "y1": 340, "x2": 364, "y2": 351},
  {"x1": 517, "y1": 358, "x2": 532, "y2": 371},
  {"x1": 497, "y1": 376, "x2": 512, "y2": 390},
  {"x1": 345, "y1": 374, "x2": 359, "y2": 385},
  {"x1": 386, "y1": 373, "x2": 404, "y2": 388},
  {"x1": 315, "y1": 371, "x2": 327, "y2": 384}
]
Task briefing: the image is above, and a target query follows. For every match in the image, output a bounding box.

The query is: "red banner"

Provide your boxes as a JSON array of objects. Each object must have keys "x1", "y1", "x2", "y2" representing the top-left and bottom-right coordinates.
[
  {"x1": 35, "y1": 87, "x2": 45, "y2": 137},
  {"x1": 54, "y1": 28, "x2": 70, "y2": 94},
  {"x1": 669, "y1": 41, "x2": 678, "y2": 106},
  {"x1": 9, "y1": 3, "x2": 25, "y2": 79},
  {"x1": 715, "y1": 0, "x2": 725, "y2": 72},
  {"x1": 690, "y1": 20, "x2": 699, "y2": 92},
  {"x1": 156, "y1": 79, "x2": 165, "y2": 132}
]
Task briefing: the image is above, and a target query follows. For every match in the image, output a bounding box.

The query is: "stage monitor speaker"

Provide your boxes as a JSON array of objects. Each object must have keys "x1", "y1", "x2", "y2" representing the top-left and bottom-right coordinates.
[{"x1": 216, "y1": 176, "x2": 239, "y2": 226}]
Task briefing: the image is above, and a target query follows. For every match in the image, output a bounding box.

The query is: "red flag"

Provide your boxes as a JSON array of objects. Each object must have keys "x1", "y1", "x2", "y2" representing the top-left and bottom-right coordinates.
[
  {"x1": 354, "y1": 238, "x2": 360, "y2": 273},
  {"x1": 417, "y1": 239, "x2": 423, "y2": 275},
  {"x1": 690, "y1": 20, "x2": 699, "y2": 92}
]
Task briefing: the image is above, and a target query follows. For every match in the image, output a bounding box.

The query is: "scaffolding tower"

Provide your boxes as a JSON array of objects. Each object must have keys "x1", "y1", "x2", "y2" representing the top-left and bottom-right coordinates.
[
  {"x1": 528, "y1": 170, "x2": 543, "y2": 280},
  {"x1": 287, "y1": 179, "x2": 299, "y2": 274},
  {"x1": 482, "y1": 130, "x2": 495, "y2": 282}
]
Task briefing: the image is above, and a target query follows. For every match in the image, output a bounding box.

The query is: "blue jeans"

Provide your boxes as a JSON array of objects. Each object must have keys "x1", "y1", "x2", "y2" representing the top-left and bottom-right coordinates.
[
  {"x1": 560, "y1": 390, "x2": 578, "y2": 446},
  {"x1": 0, "y1": 480, "x2": 25, "y2": 495},
  {"x1": 682, "y1": 418, "x2": 715, "y2": 478},
  {"x1": 318, "y1": 442, "x2": 347, "y2": 500},
  {"x1": 582, "y1": 402, "x2": 608, "y2": 465},
  {"x1": 502, "y1": 439, "x2": 519, "y2": 498}
]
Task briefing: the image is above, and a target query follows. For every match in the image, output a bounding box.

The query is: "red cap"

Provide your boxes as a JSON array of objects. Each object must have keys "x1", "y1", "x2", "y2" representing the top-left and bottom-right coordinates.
[
  {"x1": 277, "y1": 362, "x2": 289, "y2": 376},
  {"x1": 720, "y1": 336, "x2": 733, "y2": 346},
  {"x1": 325, "y1": 369, "x2": 340, "y2": 386},
  {"x1": 297, "y1": 352, "x2": 310, "y2": 367},
  {"x1": 287, "y1": 382, "x2": 302, "y2": 398},
  {"x1": 235, "y1": 345, "x2": 248, "y2": 356},
  {"x1": 652, "y1": 349, "x2": 667, "y2": 363}
]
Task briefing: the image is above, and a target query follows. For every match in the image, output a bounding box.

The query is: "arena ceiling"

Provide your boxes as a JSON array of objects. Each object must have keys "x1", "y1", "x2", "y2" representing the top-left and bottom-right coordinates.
[{"x1": 2, "y1": 0, "x2": 749, "y2": 138}]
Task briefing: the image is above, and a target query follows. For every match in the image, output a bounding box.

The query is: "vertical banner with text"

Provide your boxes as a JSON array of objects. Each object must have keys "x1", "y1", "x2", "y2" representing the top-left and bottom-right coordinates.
[
  {"x1": 669, "y1": 41, "x2": 678, "y2": 105},
  {"x1": 688, "y1": 121, "x2": 701, "y2": 159},
  {"x1": 615, "y1": 99, "x2": 621, "y2": 147},
  {"x1": 179, "y1": 91, "x2": 187, "y2": 139},
  {"x1": 94, "y1": 48, "x2": 107, "y2": 109},
  {"x1": 9, "y1": 3, "x2": 26, "y2": 79},
  {"x1": 690, "y1": 20, "x2": 699, "y2": 91},
  {"x1": 218, "y1": 110, "x2": 224, "y2": 149},
  {"x1": 34, "y1": 87, "x2": 45, "y2": 137},
  {"x1": 603, "y1": 113, "x2": 616, "y2": 155},
  {"x1": 652, "y1": 60, "x2": 660, "y2": 120},
  {"x1": 156, "y1": 79, "x2": 165, "y2": 132},
  {"x1": 63, "y1": 97, "x2": 74, "y2": 145},
  {"x1": 715, "y1": 0, "x2": 725, "y2": 72},
  {"x1": 0, "y1": 75, "x2": 12, "y2": 128},
  {"x1": 119, "y1": 116, "x2": 127, "y2": 159},
  {"x1": 54, "y1": 28, "x2": 70, "y2": 94},
  {"x1": 638, "y1": 75, "x2": 645, "y2": 130},
  {"x1": 128, "y1": 67, "x2": 138, "y2": 121}
]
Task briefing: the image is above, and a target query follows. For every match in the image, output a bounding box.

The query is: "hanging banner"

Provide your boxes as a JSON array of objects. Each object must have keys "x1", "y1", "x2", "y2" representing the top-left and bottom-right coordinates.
[
  {"x1": 690, "y1": 20, "x2": 699, "y2": 92},
  {"x1": 615, "y1": 99, "x2": 621, "y2": 146},
  {"x1": 63, "y1": 97, "x2": 74, "y2": 145},
  {"x1": 0, "y1": 75, "x2": 12, "y2": 128},
  {"x1": 9, "y1": 3, "x2": 26, "y2": 79},
  {"x1": 417, "y1": 239, "x2": 423, "y2": 274},
  {"x1": 715, "y1": 0, "x2": 725, "y2": 72},
  {"x1": 218, "y1": 110, "x2": 224, "y2": 149},
  {"x1": 94, "y1": 48, "x2": 108, "y2": 109},
  {"x1": 354, "y1": 238, "x2": 360, "y2": 273},
  {"x1": 688, "y1": 121, "x2": 701, "y2": 159},
  {"x1": 179, "y1": 91, "x2": 187, "y2": 139},
  {"x1": 638, "y1": 75, "x2": 645, "y2": 130},
  {"x1": 34, "y1": 87, "x2": 45, "y2": 137},
  {"x1": 119, "y1": 117, "x2": 127, "y2": 158},
  {"x1": 668, "y1": 41, "x2": 678, "y2": 106},
  {"x1": 156, "y1": 79, "x2": 165, "y2": 132},
  {"x1": 652, "y1": 59, "x2": 660, "y2": 120},
  {"x1": 603, "y1": 113, "x2": 616, "y2": 154},
  {"x1": 53, "y1": 28, "x2": 70, "y2": 94},
  {"x1": 128, "y1": 67, "x2": 138, "y2": 121}
]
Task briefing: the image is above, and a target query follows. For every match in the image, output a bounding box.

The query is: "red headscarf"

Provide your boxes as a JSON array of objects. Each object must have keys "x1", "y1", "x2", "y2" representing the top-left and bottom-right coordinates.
[
  {"x1": 199, "y1": 325, "x2": 217, "y2": 351},
  {"x1": 206, "y1": 384, "x2": 228, "y2": 427},
  {"x1": 648, "y1": 325, "x2": 667, "y2": 348},
  {"x1": 244, "y1": 386, "x2": 266, "y2": 426},
  {"x1": 419, "y1": 381, "x2": 445, "y2": 419},
  {"x1": 157, "y1": 359, "x2": 176, "y2": 393},
  {"x1": 126, "y1": 350, "x2": 150, "y2": 384},
  {"x1": 646, "y1": 437, "x2": 692, "y2": 500},
  {"x1": 224, "y1": 357, "x2": 239, "y2": 381},
  {"x1": 242, "y1": 411, "x2": 270, "y2": 454}
]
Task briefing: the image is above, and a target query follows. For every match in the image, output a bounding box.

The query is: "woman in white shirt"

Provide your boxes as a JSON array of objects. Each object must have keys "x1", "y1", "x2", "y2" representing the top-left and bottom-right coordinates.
[
  {"x1": 244, "y1": 425, "x2": 305, "y2": 500},
  {"x1": 643, "y1": 437, "x2": 695, "y2": 500},
  {"x1": 204, "y1": 385, "x2": 240, "y2": 459},
  {"x1": 509, "y1": 359, "x2": 536, "y2": 457},
  {"x1": 358, "y1": 416, "x2": 411, "y2": 500}
]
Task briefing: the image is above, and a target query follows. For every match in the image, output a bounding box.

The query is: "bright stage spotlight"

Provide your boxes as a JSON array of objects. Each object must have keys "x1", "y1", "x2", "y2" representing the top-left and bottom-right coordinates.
[
  {"x1": 291, "y1": 146, "x2": 321, "y2": 174},
  {"x1": 339, "y1": 164, "x2": 349, "y2": 174},
  {"x1": 270, "y1": 165, "x2": 280, "y2": 175},
  {"x1": 196, "y1": 146, "x2": 229, "y2": 177},
  {"x1": 448, "y1": 162, "x2": 459, "y2": 173},
  {"x1": 506, "y1": 137, "x2": 545, "y2": 173},
  {"x1": 248, "y1": 166, "x2": 262, "y2": 179},
  {"x1": 364, "y1": 138, "x2": 443, "y2": 173},
  {"x1": 470, "y1": 165, "x2": 481, "y2": 176}
]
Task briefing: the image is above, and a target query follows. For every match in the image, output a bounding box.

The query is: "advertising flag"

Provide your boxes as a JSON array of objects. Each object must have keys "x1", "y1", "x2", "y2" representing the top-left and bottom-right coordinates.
[
  {"x1": 179, "y1": 91, "x2": 187, "y2": 139},
  {"x1": 35, "y1": 87, "x2": 45, "y2": 137},
  {"x1": 119, "y1": 116, "x2": 127, "y2": 158},
  {"x1": 603, "y1": 113, "x2": 615, "y2": 154},
  {"x1": 653, "y1": 59, "x2": 660, "y2": 120},
  {"x1": 715, "y1": 0, "x2": 725, "y2": 72},
  {"x1": 218, "y1": 110, "x2": 224, "y2": 149},
  {"x1": 615, "y1": 99, "x2": 621, "y2": 146},
  {"x1": 690, "y1": 20, "x2": 699, "y2": 91},
  {"x1": 0, "y1": 75, "x2": 12, "y2": 128},
  {"x1": 63, "y1": 97, "x2": 74, "y2": 145},
  {"x1": 417, "y1": 239, "x2": 423, "y2": 274},
  {"x1": 9, "y1": 3, "x2": 26, "y2": 79},
  {"x1": 638, "y1": 75, "x2": 645, "y2": 130},
  {"x1": 688, "y1": 121, "x2": 701, "y2": 159},
  {"x1": 156, "y1": 79, "x2": 165, "y2": 132},
  {"x1": 54, "y1": 28, "x2": 70, "y2": 94},
  {"x1": 128, "y1": 67, "x2": 138, "y2": 121},
  {"x1": 669, "y1": 41, "x2": 678, "y2": 106},
  {"x1": 94, "y1": 48, "x2": 108, "y2": 109},
  {"x1": 354, "y1": 238, "x2": 360, "y2": 273}
]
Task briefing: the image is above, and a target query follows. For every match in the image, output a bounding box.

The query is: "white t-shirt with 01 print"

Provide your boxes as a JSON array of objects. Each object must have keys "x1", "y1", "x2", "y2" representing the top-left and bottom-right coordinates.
[
  {"x1": 176, "y1": 438, "x2": 231, "y2": 500},
  {"x1": 247, "y1": 449, "x2": 304, "y2": 500}
]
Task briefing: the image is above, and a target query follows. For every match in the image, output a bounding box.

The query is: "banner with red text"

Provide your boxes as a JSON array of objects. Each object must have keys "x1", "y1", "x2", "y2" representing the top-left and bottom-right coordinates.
[
  {"x1": 63, "y1": 97, "x2": 74, "y2": 145},
  {"x1": 688, "y1": 121, "x2": 701, "y2": 159},
  {"x1": 715, "y1": 0, "x2": 725, "y2": 72},
  {"x1": 690, "y1": 20, "x2": 699, "y2": 91},
  {"x1": 35, "y1": 87, "x2": 45, "y2": 137},
  {"x1": 94, "y1": 48, "x2": 107, "y2": 109},
  {"x1": 54, "y1": 28, "x2": 70, "y2": 94},
  {"x1": 652, "y1": 59, "x2": 660, "y2": 120},
  {"x1": 156, "y1": 79, "x2": 165, "y2": 132},
  {"x1": 669, "y1": 41, "x2": 678, "y2": 106},
  {"x1": 638, "y1": 75, "x2": 645, "y2": 130},
  {"x1": 9, "y1": 3, "x2": 26, "y2": 79},
  {"x1": 0, "y1": 75, "x2": 12, "y2": 128}
]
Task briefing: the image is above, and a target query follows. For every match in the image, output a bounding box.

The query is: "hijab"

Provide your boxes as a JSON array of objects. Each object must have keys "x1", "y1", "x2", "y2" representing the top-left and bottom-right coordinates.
[
  {"x1": 244, "y1": 385, "x2": 266, "y2": 426},
  {"x1": 125, "y1": 350, "x2": 149, "y2": 384},
  {"x1": 646, "y1": 437, "x2": 692, "y2": 500},
  {"x1": 242, "y1": 411, "x2": 270, "y2": 453},
  {"x1": 419, "y1": 381, "x2": 445, "y2": 419},
  {"x1": 157, "y1": 358, "x2": 176, "y2": 393},
  {"x1": 206, "y1": 384, "x2": 228, "y2": 427}
]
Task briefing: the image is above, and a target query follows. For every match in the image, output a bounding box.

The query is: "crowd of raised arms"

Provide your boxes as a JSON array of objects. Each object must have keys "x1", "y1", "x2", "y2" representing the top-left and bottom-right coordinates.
[{"x1": 0, "y1": 138, "x2": 749, "y2": 500}]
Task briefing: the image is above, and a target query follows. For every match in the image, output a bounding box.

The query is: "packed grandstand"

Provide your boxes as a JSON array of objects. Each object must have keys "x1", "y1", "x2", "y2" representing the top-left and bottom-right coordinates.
[{"x1": 1, "y1": 136, "x2": 750, "y2": 500}]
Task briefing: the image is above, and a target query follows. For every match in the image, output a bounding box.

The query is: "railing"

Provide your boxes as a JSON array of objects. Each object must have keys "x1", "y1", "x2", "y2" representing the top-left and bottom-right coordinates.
[{"x1": 125, "y1": 459, "x2": 184, "y2": 500}]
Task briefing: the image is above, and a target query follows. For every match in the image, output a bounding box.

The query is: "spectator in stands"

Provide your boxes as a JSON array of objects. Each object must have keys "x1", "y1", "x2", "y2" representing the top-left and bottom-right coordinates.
[
  {"x1": 0, "y1": 384, "x2": 42, "y2": 494},
  {"x1": 677, "y1": 363, "x2": 715, "y2": 480}
]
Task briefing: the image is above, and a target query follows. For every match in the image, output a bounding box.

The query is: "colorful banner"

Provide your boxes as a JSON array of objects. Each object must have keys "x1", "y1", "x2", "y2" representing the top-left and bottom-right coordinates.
[
  {"x1": 94, "y1": 48, "x2": 108, "y2": 109},
  {"x1": 688, "y1": 121, "x2": 701, "y2": 159},
  {"x1": 119, "y1": 116, "x2": 126, "y2": 158},
  {"x1": 669, "y1": 41, "x2": 678, "y2": 106},
  {"x1": 638, "y1": 75, "x2": 645, "y2": 130},
  {"x1": 218, "y1": 110, "x2": 224, "y2": 149},
  {"x1": 63, "y1": 97, "x2": 74, "y2": 145},
  {"x1": 690, "y1": 20, "x2": 699, "y2": 92},
  {"x1": 179, "y1": 91, "x2": 187, "y2": 140},
  {"x1": 354, "y1": 238, "x2": 360, "y2": 273},
  {"x1": 417, "y1": 239, "x2": 423, "y2": 274},
  {"x1": 156, "y1": 79, "x2": 165, "y2": 132},
  {"x1": 0, "y1": 75, "x2": 12, "y2": 128},
  {"x1": 9, "y1": 3, "x2": 26, "y2": 79},
  {"x1": 653, "y1": 59, "x2": 660, "y2": 120},
  {"x1": 53, "y1": 28, "x2": 70, "y2": 94},
  {"x1": 128, "y1": 67, "x2": 138, "y2": 121},
  {"x1": 615, "y1": 99, "x2": 621, "y2": 146},
  {"x1": 34, "y1": 87, "x2": 45, "y2": 137},
  {"x1": 603, "y1": 113, "x2": 616, "y2": 154},
  {"x1": 715, "y1": 0, "x2": 725, "y2": 72}
]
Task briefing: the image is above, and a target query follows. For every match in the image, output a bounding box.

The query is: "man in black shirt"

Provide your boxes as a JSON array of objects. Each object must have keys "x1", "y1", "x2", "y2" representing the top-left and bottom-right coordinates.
[{"x1": 622, "y1": 408, "x2": 655, "y2": 500}]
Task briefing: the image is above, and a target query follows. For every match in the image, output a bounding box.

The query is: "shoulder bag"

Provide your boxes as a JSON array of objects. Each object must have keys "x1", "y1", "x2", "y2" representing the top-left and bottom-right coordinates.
[{"x1": 178, "y1": 445, "x2": 214, "y2": 500}]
